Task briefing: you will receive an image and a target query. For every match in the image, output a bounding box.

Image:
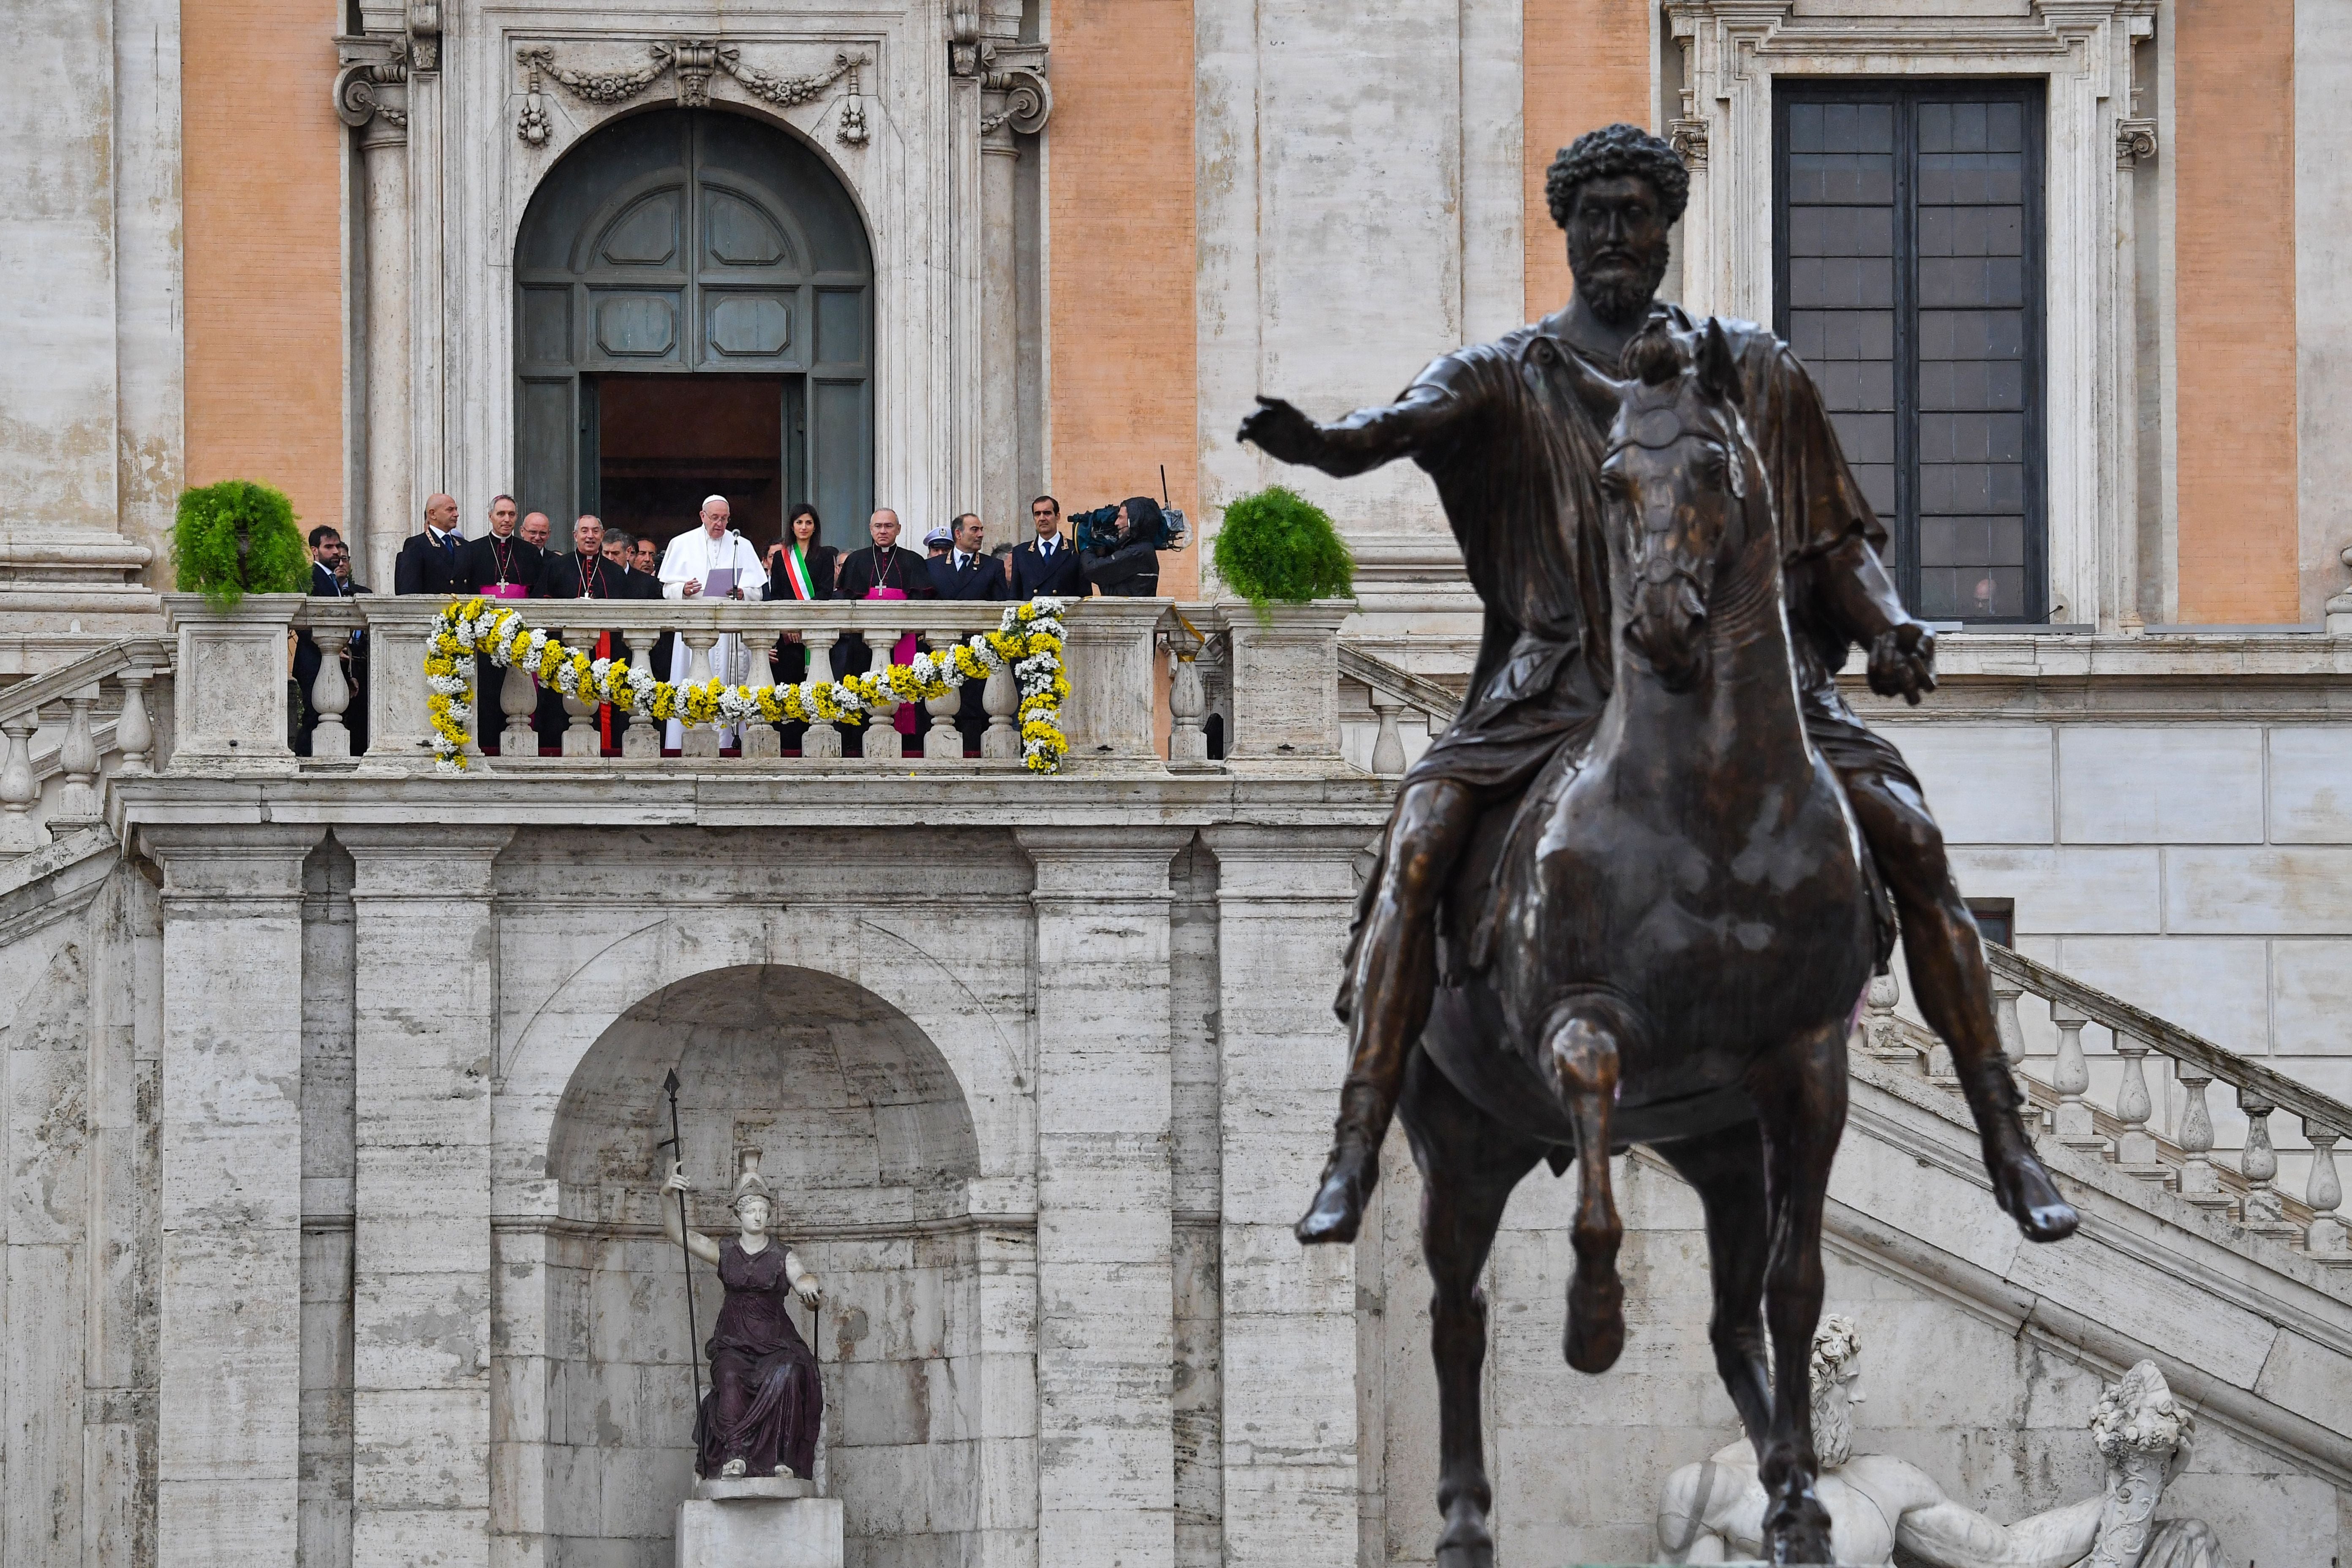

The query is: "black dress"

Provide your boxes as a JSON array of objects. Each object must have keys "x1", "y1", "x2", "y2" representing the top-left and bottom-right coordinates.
[{"x1": 694, "y1": 1237, "x2": 824, "y2": 1480}]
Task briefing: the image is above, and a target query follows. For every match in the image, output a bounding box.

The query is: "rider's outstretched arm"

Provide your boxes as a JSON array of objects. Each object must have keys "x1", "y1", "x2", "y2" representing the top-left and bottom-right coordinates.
[{"x1": 1237, "y1": 358, "x2": 1484, "y2": 478}]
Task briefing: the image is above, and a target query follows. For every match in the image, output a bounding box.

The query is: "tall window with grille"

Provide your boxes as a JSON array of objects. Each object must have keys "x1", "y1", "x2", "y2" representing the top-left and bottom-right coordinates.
[{"x1": 1773, "y1": 82, "x2": 2046, "y2": 623}]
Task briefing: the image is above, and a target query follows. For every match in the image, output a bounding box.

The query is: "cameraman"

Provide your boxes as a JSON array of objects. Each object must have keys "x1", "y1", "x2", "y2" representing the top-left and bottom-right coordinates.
[{"x1": 1080, "y1": 496, "x2": 1168, "y2": 598}]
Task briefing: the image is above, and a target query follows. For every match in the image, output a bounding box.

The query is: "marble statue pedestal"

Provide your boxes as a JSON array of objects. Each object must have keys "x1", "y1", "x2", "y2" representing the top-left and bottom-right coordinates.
[{"x1": 676, "y1": 1475, "x2": 842, "y2": 1568}]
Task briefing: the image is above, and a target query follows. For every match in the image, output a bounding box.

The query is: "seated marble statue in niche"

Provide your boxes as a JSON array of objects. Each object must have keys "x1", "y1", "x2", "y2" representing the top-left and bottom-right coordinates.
[
  {"x1": 662, "y1": 1150, "x2": 825, "y2": 1481},
  {"x1": 1655, "y1": 1317, "x2": 2221, "y2": 1567}
]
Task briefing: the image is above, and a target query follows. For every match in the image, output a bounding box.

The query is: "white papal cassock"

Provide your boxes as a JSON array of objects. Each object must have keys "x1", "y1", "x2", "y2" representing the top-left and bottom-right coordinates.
[{"x1": 658, "y1": 527, "x2": 768, "y2": 748}]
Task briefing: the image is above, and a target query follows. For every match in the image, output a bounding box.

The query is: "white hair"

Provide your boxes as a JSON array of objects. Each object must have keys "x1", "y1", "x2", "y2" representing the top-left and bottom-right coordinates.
[{"x1": 701, "y1": 494, "x2": 729, "y2": 511}]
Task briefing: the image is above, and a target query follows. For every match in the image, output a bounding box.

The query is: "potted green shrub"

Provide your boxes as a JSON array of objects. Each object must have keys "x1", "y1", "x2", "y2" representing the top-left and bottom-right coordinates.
[
  {"x1": 1211, "y1": 484, "x2": 1354, "y2": 619},
  {"x1": 172, "y1": 479, "x2": 309, "y2": 609},
  {"x1": 1209, "y1": 485, "x2": 1356, "y2": 762}
]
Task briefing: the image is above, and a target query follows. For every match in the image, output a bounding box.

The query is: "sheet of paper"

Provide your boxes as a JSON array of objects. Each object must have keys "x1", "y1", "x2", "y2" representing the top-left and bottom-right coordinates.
[{"x1": 704, "y1": 568, "x2": 736, "y2": 598}]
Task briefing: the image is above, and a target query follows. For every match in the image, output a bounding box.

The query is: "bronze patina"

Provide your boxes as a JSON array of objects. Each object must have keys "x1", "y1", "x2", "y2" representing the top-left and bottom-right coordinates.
[{"x1": 1237, "y1": 123, "x2": 2078, "y2": 1568}]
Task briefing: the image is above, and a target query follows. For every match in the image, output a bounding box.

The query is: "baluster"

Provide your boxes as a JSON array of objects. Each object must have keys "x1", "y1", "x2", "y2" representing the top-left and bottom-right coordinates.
[
  {"x1": 1169, "y1": 652, "x2": 1209, "y2": 765},
  {"x1": 498, "y1": 656, "x2": 537, "y2": 760},
  {"x1": 2305, "y1": 1122, "x2": 2349, "y2": 1258},
  {"x1": 619, "y1": 624, "x2": 662, "y2": 762},
  {"x1": 2110, "y1": 1034, "x2": 2168, "y2": 1184},
  {"x1": 2048, "y1": 1002, "x2": 2105, "y2": 1156},
  {"x1": 0, "y1": 714, "x2": 39, "y2": 853},
  {"x1": 866, "y1": 625, "x2": 903, "y2": 761},
  {"x1": 1991, "y1": 976, "x2": 2026, "y2": 1063},
  {"x1": 309, "y1": 637, "x2": 353, "y2": 760},
  {"x1": 558, "y1": 626, "x2": 599, "y2": 758},
  {"x1": 1369, "y1": 692, "x2": 1407, "y2": 777},
  {"x1": 923, "y1": 628, "x2": 963, "y2": 761},
  {"x1": 2174, "y1": 1074, "x2": 2231, "y2": 1211},
  {"x1": 739, "y1": 620, "x2": 782, "y2": 759},
  {"x1": 2236, "y1": 1092, "x2": 2302, "y2": 1239},
  {"x1": 678, "y1": 629, "x2": 721, "y2": 759},
  {"x1": 114, "y1": 667, "x2": 154, "y2": 773},
  {"x1": 982, "y1": 656, "x2": 1020, "y2": 762},
  {"x1": 49, "y1": 690, "x2": 102, "y2": 839},
  {"x1": 1853, "y1": 971, "x2": 1915, "y2": 1070},
  {"x1": 800, "y1": 629, "x2": 842, "y2": 760}
]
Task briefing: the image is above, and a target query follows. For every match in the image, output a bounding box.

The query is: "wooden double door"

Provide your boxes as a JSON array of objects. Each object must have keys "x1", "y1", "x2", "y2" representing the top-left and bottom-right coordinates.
[{"x1": 515, "y1": 108, "x2": 874, "y2": 554}]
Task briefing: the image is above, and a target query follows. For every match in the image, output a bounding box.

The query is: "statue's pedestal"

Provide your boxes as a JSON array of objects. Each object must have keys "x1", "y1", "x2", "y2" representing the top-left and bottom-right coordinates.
[{"x1": 675, "y1": 1476, "x2": 842, "y2": 1568}]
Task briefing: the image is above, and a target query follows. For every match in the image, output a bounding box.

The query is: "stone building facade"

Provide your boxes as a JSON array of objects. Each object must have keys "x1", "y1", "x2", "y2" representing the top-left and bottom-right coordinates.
[{"x1": 4, "y1": 2, "x2": 2352, "y2": 1567}]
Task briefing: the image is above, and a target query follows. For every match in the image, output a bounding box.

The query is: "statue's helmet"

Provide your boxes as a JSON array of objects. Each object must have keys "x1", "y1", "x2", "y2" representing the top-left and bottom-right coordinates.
[{"x1": 729, "y1": 1148, "x2": 775, "y2": 1215}]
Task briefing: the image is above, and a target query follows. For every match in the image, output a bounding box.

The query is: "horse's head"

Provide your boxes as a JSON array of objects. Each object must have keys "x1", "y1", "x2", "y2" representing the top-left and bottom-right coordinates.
[{"x1": 1587, "y1": 319, "x2": 1769, "y2": 694}]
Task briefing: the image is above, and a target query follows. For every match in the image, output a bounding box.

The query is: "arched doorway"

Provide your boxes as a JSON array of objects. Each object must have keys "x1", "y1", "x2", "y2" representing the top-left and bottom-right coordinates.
[
  {"x1": 514, "y1": 109, "x2": 875, "y2": 554},
  {"x1": 509, "y1": 966, "x2": 984, "y2": 1567}
]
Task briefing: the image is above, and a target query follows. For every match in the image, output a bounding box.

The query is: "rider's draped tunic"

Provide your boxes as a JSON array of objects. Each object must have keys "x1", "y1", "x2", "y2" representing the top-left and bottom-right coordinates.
[{"x1": 1338, "y1": 303, "x2": 1913, "y2": 983}]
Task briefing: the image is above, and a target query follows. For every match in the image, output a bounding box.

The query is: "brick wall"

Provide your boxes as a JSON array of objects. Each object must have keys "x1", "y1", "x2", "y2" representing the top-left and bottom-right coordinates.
[
  {"x1": 183, "y1": 0, "x2": 345, "y2": 537},
  {"x1": 1522, "y1": 0, "x2": 1651, "y2": 321},
  {"x1": 1045, "y1": 0, "x2": 1199, "y2": 599},
  {"x1": 2175, "y1": 0, "x2": 2298, "y2": 622}
]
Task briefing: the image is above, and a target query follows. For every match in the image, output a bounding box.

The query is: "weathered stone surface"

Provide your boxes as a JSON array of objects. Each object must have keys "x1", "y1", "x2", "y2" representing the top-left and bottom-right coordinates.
[{"x1": 675, "y1": 1493, "x2": 843, "y2": 1567}]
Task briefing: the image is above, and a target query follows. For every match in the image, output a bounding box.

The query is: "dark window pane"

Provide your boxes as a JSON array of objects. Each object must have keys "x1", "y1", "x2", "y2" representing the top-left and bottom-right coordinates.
[
  {"x1": 1789, "y1": 102, "x2": 1825, "y2": 153},
  {"x1": 1779, "y1": 84, "x2": 2039, "y2": 621},
  {"x1": 1829, "y1": 411, "x2": 1895, "y2": 464},
  {"x1": 1986, "y1": 102, "x2": 2024, "y2": 153}
]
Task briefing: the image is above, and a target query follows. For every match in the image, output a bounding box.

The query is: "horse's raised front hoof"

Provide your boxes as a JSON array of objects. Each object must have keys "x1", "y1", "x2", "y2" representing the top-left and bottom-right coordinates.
[
  {"x1": 1295, "y1": 1146, "x2": 1372, "y2": 1246},
  {"x1": 1434, "y1": 1504, "x2": 1495, "y2": 1568},
  {"x1": 1762, "y1": 1486, "x2": 1834, "y2": 1565},
  {"x1": 1990, "y1": 1139, "x2": 2079, "y2": 1243},
  {"x1": 1562, "y1": 1266, "x2": 1625, "y2": 1373}
]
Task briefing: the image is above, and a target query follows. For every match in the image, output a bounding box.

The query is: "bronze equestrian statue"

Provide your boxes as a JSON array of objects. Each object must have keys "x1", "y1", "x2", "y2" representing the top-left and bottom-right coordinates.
[{"x1": 1236, "y1": 124, "x2": 2079, "y2": 1567}]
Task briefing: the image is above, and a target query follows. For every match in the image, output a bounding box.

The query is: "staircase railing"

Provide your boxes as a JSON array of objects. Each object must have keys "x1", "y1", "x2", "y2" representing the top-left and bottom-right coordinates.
[
  {"x1": 1338, "y1": 644, "x2": 1460, "y2": 776},
  {"x1": 0, "y1": 637, "x2": 172, "y2": 855},
  {"x1": 1857, "y1": 945, "x2": 2352, "y2": 1265}
]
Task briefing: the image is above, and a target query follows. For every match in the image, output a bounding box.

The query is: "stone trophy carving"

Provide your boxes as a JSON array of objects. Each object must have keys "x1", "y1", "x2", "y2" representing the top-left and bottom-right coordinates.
[
  {"x1": 661, "y1": 1149, "x2": 825, "y2": 1481},
  {"x1": 1655, "y1": 1317, "x2": 2224, "y2": 1567},
  {"x1": 1237, "y1": 122, "x2": 2077, "y2": 1566}
]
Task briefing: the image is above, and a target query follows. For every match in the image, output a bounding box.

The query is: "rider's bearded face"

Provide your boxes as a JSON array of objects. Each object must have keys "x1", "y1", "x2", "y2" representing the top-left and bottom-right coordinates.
[{"x1": 1566, "y1": 174, "x2": 1674, "y2": 326}]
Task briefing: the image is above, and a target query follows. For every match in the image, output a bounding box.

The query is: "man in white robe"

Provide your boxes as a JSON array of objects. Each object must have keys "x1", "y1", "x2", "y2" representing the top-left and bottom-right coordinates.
[{"x1": 658, "y1": 495, "x2": 768, "y2": 749}]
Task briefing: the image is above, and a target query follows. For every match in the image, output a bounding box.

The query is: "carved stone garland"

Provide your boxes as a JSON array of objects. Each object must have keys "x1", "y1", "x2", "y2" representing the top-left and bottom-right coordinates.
[{"x1": 513, "y1": 41, "x2": 873, "y2": 143}]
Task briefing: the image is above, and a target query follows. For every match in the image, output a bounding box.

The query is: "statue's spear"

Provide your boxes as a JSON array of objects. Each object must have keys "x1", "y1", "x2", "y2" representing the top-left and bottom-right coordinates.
[{"x1": 659, "y1": 1067, "x2": 704, "y2": 1411}]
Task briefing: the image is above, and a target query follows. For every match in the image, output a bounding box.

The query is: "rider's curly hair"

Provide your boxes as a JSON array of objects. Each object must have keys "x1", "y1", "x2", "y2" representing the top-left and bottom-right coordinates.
[{"x1": 1545, "y1": 123, "x2": 1691, "y2": 231}]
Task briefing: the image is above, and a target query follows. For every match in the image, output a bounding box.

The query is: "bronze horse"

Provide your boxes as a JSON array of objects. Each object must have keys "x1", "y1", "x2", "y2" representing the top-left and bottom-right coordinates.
[{"x1": 1404, "y1": 321, "x2": 1870, "y2": 1567}]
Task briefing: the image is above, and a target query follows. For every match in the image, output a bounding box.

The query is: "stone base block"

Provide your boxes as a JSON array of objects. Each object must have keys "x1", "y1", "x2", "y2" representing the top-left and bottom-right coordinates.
[{"x1": 675, "y1": 1491, "x2": 841, "y2": 1568}]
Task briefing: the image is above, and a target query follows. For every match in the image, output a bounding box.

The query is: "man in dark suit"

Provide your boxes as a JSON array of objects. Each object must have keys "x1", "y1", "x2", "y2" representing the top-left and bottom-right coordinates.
[
  {"x1": 1011, "y1": 495, "x2": 1084, "y2": 600},
  {"x1": 928, "y1": 513, "x2": 1011, "y2": 602},
  {"x1": 928, "y1": 513, "x2": 1008, "y2": 753},
  {"x1": 294, "y1": 527, "x2": 367, "y2": 757},
  {"x1": 392, "y1": 493, "x2": 467, "y2": 596}
]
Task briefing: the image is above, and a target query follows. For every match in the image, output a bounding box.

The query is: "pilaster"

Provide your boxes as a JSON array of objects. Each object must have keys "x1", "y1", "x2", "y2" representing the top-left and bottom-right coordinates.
[
  {"x1": 1017, "y1": 828, "x2": 1192, "y2": 1568},
  {"x1": 340, "y1": 824, "x2": 512, "y2": 1568},
  {"x1": 143, "y1": 823, "x2": 325, "y2": 1568},
  {"x1": 1198, "y1": 824, "x2": 1363, "y2": 1568},
  {"x1": 335, "y1": 33, "x2": 414, "y2": 593}
]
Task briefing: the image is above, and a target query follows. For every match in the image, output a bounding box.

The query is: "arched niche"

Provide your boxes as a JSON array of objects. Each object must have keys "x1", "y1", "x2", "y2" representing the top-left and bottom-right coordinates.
[
  {"x1": 501, "y1": 965, "x2": 986, "y2": 1568},
  {"x1": 513, "y1": 107, "x2": 876, "y2": 553}
]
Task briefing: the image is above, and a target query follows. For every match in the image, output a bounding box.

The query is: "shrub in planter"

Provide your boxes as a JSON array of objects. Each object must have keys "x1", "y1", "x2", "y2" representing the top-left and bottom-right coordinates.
[
  {"x1": 1211, "y1": 485, "x2": 1353, "y2": 620},
  {"x1": 172, "y1": 479, "x2": 308, "y2": 609}
]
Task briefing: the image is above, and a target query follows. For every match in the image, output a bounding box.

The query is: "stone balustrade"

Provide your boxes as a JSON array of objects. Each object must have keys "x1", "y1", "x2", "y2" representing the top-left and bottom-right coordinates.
[
  {"x1": 0, "y1": 633, "x2": 172, "y2": 854},
  {"x1": 160, "y1": 594, "x2": 1359, "y2": 776},
  {"x1": 1858, "y1": 943, "x2": 2352, "y2": 1264}
]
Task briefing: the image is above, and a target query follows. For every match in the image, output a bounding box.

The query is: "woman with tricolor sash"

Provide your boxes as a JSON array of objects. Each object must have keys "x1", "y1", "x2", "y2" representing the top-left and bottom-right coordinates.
[{"x1": 763, "y1": 504, "x2": 839, "y2": 752}]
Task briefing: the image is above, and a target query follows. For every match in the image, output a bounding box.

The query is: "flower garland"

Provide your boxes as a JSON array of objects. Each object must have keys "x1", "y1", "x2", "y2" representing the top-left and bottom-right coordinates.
[{"x1": 424, "y1": 597, "x2": 1072, "y2": 775}]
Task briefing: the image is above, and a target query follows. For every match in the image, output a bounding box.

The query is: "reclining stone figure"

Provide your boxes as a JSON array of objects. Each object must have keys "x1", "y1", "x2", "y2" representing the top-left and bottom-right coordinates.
[{"x1": 1655, "y1": 1316, "x2": 2222, "y2": 1567}]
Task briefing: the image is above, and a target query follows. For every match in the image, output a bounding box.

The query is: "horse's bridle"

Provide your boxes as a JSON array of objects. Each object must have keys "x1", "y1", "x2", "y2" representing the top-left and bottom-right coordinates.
[{"x1": 1605, "y1": 395, "x2": 1752, "y2": 606}]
